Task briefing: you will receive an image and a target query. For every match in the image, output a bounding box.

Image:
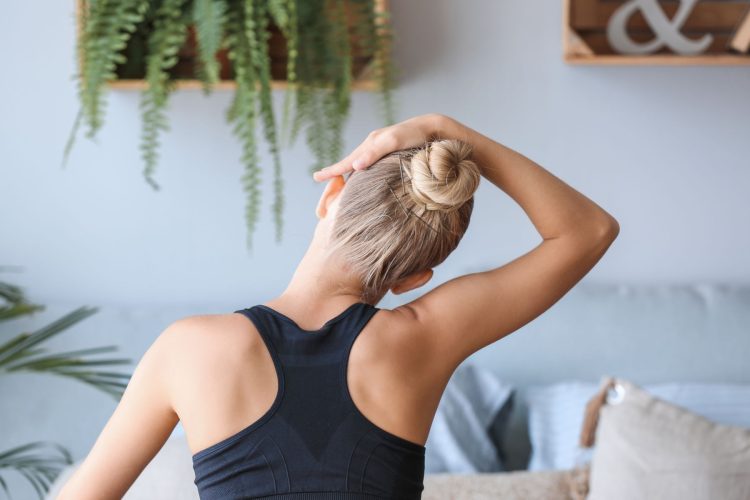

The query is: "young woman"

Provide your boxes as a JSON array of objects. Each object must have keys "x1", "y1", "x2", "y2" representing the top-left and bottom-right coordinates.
[{"x1": 57, "y1": 113, "x2": 619, "y2": 499}]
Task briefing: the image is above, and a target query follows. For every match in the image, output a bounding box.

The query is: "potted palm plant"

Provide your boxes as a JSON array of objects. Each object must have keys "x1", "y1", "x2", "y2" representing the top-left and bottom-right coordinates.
[
  {"x1": 65, "y1": 0, "x2": 395, "y2": 251},
  {"x1": 0, "y1": 268, "x2": 132, "y2": 499}
]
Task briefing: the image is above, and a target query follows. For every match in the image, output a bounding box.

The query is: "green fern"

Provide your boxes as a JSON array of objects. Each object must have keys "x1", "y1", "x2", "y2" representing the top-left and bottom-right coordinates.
[
  {"x1": 140, "y1": 0, "x2": 191, "y2": 191},
  {"x1": 351, "y1": 0, "x2": 395, "y2": 125},
  {"x1": 192, "y1": 0, "x2": 227, "y2": 92},
  {"x1": 81, "y1": 0, "x2": 150, "y2": 137},
  {"x1": 288, "y1": 0, "x2": 322, "y2": 153},
  {"x1": 288, "y1": 69, "x2": 312, "y2": 151},
  {"x1": 249, "y1": 0, "x2": 285, "y2": 244},
  {"x1": 305, "y1": 91, "x2": 327, "y2": 172},
  {"x1": 267, "y1": 0, "x2": 289, "y2": 31},
  {"x1": 63, "y1": 0, "x2": 149, "y2": 167},
  {"x1": 372, "y1": 7, "x2": 397, "y2": 125},
  {"x1": 325, "y1": 0, "x2": 353, "y2": 167},
  {"x1": 292, "y1": 0, "x2": 356, "y2": 173},
  {"x1": 69, "y1": 0, "x2": 398, "y2": 250},
  {"x1": 275, "y1": 0, "x2": 299, "y2": 150},
  {"x1": 225, "y1": 1, "x2": 262, "y2": 253}
]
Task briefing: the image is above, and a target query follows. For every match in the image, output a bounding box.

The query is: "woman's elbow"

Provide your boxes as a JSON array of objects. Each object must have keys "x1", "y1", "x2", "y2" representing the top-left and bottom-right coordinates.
[{"x1": 596, "y1": 214, "x2": 620, "y2": 242}]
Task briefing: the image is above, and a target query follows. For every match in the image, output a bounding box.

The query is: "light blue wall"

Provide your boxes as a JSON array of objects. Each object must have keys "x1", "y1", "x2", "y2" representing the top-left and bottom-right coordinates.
[
  {"x1": 2, "y1": 2, "x2": 749, "y2": 310},
  {"x1": 1, "y1": 0, "x2": 749, "y2": 497}
]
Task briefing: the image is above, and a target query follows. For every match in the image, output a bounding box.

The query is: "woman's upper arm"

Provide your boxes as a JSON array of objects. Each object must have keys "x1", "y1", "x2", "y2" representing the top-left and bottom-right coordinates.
[
  {"x1": 401, "y1": 223, "x2": 619, "y2": 369},
  {"x1": 56, "y1": 321, "x2": 185, "y2": 500}
]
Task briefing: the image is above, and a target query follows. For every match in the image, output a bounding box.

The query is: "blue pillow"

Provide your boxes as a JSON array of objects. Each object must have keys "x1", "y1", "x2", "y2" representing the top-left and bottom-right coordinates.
[{"x1": 525, "y1": 380, "x2": 750, "y2": 471}]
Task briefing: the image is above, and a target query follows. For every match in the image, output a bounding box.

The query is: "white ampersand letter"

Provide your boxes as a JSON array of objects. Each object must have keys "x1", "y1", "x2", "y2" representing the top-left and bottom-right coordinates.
[{"x1": 607, "y1": 0, "x2": 713, "y2": 55}]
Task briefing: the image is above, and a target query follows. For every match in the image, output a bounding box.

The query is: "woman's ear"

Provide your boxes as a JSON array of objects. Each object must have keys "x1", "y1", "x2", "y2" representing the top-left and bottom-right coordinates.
[
  {"x1": 390, "y1": 269, "x2": 434, "y2": 295},
  {"x1": 316, "y1": 175, "x2": 346, "y2": 219}
]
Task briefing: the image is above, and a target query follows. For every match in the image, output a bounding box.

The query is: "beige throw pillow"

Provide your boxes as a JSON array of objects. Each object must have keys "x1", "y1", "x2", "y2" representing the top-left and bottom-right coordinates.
[{"x1": 587, "y1": 378, "x2": 750, "y2": 500}]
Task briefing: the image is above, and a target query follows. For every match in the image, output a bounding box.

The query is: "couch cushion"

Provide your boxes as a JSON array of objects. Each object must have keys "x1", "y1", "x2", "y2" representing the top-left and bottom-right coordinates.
[
  {"x1": 587, "y1": 378, "x2": 750, "y2": 500},
  {"x1": 525, "y1": 380, "x2": 750, "y2": 471},
  {"x1": 425, "y1": 363, "x2": 514, "y2": 473},
  {"x1": 422, "y1": 468, "x2": 583, "y2": 500}
]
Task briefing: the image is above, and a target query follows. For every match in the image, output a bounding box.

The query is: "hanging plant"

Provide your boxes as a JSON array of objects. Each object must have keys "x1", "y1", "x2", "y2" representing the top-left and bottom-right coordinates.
[{"x1": 65, "y1": 0, "x2": 395, "y2": 251}]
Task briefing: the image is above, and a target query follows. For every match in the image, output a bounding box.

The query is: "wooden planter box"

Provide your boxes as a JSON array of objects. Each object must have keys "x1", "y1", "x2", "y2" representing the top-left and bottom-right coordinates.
[
  {"x1": 76, "y1": 0, "x2": 390, "y2": 90},
  {"x1": 563, "y1": 0, "x2": 750, "y2": 65}
]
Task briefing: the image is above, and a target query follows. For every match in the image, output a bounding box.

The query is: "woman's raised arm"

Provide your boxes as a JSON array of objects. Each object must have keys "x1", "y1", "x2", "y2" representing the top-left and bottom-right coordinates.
[{"x1": 316, "y1": 113, "x2": 619, "y2": 370}]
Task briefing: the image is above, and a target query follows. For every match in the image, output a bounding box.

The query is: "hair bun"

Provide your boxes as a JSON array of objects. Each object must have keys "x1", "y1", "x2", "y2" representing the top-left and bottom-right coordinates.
[{"x1": 406, "y1": 139, "x2": 481, "y2": 211}]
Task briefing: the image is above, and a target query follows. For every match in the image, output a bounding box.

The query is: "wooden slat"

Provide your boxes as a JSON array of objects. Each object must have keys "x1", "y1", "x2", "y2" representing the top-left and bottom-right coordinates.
[
  {"x1": 107, "y1": 79, "x2": 379, "y2": 91},
  {"x1": 580, "y1": 32, "x2": 737, "y2": 53},
  {"x1": 565, "y1": 53, "x2": 750, "y2": 64},
  {"x1": 571, "y1": 1, "x2": 750, "y2": 31},
  {"x1": 571, "y1": 0, "x2": 601, "y2": 28}
]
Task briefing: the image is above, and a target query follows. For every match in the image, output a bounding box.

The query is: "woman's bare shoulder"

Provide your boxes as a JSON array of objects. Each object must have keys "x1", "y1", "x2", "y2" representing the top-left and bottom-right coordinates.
[
  {"x1": 158, "y1": 314, "x2": 258, "y2": 379},
  {"x1": 163, "y1": 312, "x2": 259, "y2": 360},
  {"x1": 157, "y1": 313, "x2": 262, "y2": 412}
]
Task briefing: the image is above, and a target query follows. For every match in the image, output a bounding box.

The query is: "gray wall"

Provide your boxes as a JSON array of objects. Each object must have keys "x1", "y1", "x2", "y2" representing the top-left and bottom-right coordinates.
[{"x1": 1, "y1": 0, "x2": 749, "y2": 497}]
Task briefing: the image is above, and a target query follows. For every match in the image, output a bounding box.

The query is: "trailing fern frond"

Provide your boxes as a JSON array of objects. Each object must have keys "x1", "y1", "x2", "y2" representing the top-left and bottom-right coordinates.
[
  {"x1": 350, "y1": 0, "x2": 396, "y2": 124},
  {"x1": 79, "y1": 0, "x2": 149, "y2": 138},
  {"x1": 279, "y1": 0, "x2": 298, "y2": 148},
  {"x1": 225, "y1": 1, "x2": 261, "y2": 252},
  {"x1": 373, "y1": 7, "x2": 397, "y2": 124},
  {"x1": 250, "y1": 0, "x2": 285, "y2": 243},
  {"x1": 193, "y1": 0, "x2": 227, "y2": 92},
  {"x1": 140, "y1": 0, "x2": 191, "y2": 191},
  {"x1": 289, "y1": 0, "x2": 322, "y2": 152},
  {"x1": 295, "y1": 0, "x2": 353, "y2": 173},
  {"x1": 268, "y1": 0, "x2": 289, "y2": 31},
  {"x1": 325, "y1": 0, "x2": 352, "y2": 167}
]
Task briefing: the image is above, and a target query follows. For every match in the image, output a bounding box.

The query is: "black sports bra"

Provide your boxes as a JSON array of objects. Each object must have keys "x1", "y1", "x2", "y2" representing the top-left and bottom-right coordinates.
[{"x1": 191, "y1": 301, "x2": 426, "y2": 499}]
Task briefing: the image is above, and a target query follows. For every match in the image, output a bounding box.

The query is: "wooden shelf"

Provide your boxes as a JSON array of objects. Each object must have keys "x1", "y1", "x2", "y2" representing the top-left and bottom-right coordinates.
[
  {"x1": 564, "y1": 54, "x2": 750, "y2": 66},
  {"x1": 105, "y1": 74, "x2": 381, "y2": 92},
  {"x1": 563, "y1": 0, "x2": 750, "y2": 66},
  {"x1": 77, "y1": 0, "x2": 389, "y2": 91}
]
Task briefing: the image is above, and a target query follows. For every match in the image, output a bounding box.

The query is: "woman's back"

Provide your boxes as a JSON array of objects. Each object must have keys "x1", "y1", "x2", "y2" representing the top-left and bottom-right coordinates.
[{"x1": 178, "y1": 301, "x2": 454, "y2": 499}]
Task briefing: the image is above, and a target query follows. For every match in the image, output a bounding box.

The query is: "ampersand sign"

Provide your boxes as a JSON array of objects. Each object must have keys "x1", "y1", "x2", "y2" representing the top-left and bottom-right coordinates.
[{"x1": 606, "y1": 0, "x2": 714, "y2": 55}]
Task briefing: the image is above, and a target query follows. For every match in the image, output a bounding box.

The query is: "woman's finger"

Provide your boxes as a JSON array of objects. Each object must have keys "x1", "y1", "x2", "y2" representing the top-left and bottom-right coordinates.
[
  {"x1": 350, "y1": 147, "x2": 383, "y2": 172},
  {"x1": 312, "y1": 152, "x2": 358, "y2": 182},
  {"x1": 312, "y1": 115, "x2": 432, "y2": 182},
  {"x1": 312, "y1": 141, "x2": 370, "y2": 181}
]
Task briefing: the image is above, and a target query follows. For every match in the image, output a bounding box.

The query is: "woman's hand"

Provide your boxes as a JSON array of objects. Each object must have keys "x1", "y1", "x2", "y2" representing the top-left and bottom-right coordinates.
[{"x1": 312, "y1": 113, "x2": 449, "y2": 182}]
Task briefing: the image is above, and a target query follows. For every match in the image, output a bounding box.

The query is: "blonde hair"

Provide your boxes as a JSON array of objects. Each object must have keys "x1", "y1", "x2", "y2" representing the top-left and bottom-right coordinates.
[{"x1": 327, "y1": 139, "x2": 482, "y2": 303}]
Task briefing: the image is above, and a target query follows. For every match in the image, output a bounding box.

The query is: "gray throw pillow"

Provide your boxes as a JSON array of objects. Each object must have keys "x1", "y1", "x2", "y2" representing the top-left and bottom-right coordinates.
[{"x1": 425, "y1": 363, "x2": 514, "y2": 473}]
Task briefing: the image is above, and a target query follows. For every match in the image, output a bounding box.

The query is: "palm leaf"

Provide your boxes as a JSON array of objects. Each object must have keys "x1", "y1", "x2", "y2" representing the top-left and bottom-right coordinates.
[
  {"x1": 0, "y1": 441, "x2": 73, "y2": 500},
  {"x1": 0, "y1": 306, "x2": 99, "y2": 367},
  {"x1": 0, "y1": 277, "x2": 132, "y2": 400},
  {"x1": 0, "y1": 279, "x2": 45, "y2": 322},
  {"x1": 0, "y1": 274, "x2": 133, "y2": 498}
]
